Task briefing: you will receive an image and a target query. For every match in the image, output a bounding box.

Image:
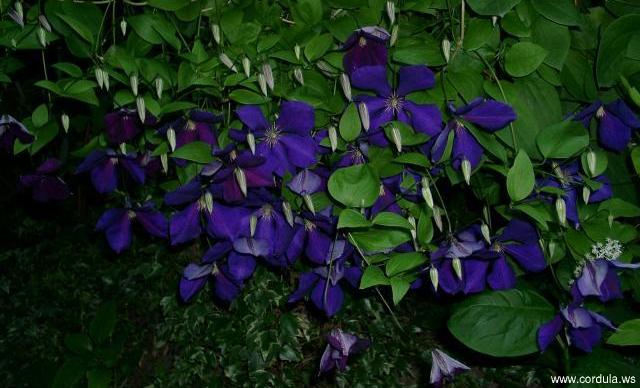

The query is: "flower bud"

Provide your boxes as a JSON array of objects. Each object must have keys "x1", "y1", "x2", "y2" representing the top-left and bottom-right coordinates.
[
  {"x1": 119, "y1": 143, "x2": 127, "y2": 155},
  {"x1": 15, "y1": 2, "x2": 23, "y2": 20},
  {"x1": 160, "y1": 153, "x2": 169, "y2": 174},
  {"x1": 250, "y1": 214, "x2": 258, "y2": 237},
  {"x1": 130, "y1": 74, "x2": 138, "y2": 96},
  {"x1": 37, "y1": 27, "x2": 47, "y2": 48},
  {"x1": 294, "y1": 68, "x2": 304, "y2": 85},
  {"x1": 103, "y1": 71, "x2": 110, "y2": 91},
  {"x1": 608, "y1": 213, "x2": 614, "y2": 228},
  {"x1": 294, "y1": 44, "x2": 301, "y2": 61},
  {"x1": 247, "y1": 132, "x2": 256, "y2": 154},
  {"x1": 442, "y1": 38, "x2": 451, "y2": 63},
  {"x1": 242, "y1": 57, "x2": 251, "y2": 78},
  {"x1": 328, "y1": 126, "x2": 338, "y2": 152},
  {"x1": 61, "y1": 113, "x2": 69, "y2": 133},
  {"x1": 492, "y1": 16, "x2": 498, "y2": 26},
  {"x1": 120, "y1": 19, "x2": 127, "y2": 36},
  {"x1": 136, "y1": 96, "x2": 146, "y2": 123},
  {"x1": 547, "y1": 239, "x2": 557, "y2": 259},
  {"x1": 390, "y1": 24, "x2": 399, "y2": 47},
  {"x1": 386, "y1": 1, "x2": 396, "y2": 25},
  {"x1": 220, "y1": 53, "x2": 237, "y2": 72},
  {"x1": 39, "y1": 15, "x2": 51, "y2": 32},
  {"x1": 95, "y1": 68, "x2": 104, "y2": 89},
  {"x1": 587, "y1": 150, "x2": 597, "y2": 176},
  {"x1": 258, "y1": 73, "x2": 268, "y2": 96},
  {"x1": 429, "y1": 266, "x2": 439, "y2": 291},
  {"x1": 204, "y1": 192, "x2": 214, "y2": 213},
  {"x1": 262, "y1": 63, "x2": 274, "y2": 90},
  {"x1": 303, "y1": 194, "x2": 315, "y2": 215},
  {"x1": 155, "y1": 77, "x2": 163, "y2": 99},
  {"x1": 421, "y1": 178, "x2": 434, "y2": 209},
  {"x1": 391, "y1": 126, "x2": 402, "y2": 152},
  {"x1": 358, "y1": 102, "x2": 370, "y2": 131},
  {"x1": 433, "y1": 206, "x2": 443, "y2": 232},
  {"x1": 555, "y1": 197, "x2": 566, "y2": 226},
  {"x1": 461, "y1": 159, "x2": 471, "y2": 185},
  {"x1": 452, "y1": 257, "x2": 463, "y2": 280},
  {"x1": 340, "y1": 73, "x2": 352, "y2": 101},
  {"x1": 481, "y1": 223, "x2": 491, "y2": 244},
  {"x1": 282, "y1": 201, "x2": 294, "y2": 227},
  {"x1": 582, "y1": 187, "x2": 590, "y2": 204},
  {"x1": 408, "y1": 215, "x2": 417, "y2": 240},
  {"x1": 211, "y1": 24, "x2": 221, "y2": 45},
  {"x1": 167, "y1": 127, "x2": 177, "y2": 152},
  {"x1": 483, "y1": 205, "x2": 490, "y2": 225},
  {"x1": 234, "y1": 168, "x2": 247, "y2": 197}
]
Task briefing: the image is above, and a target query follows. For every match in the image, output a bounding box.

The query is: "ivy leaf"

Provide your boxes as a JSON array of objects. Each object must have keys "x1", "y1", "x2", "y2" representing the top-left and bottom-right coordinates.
[
  {"x1": 505, "y1": 42, "x2": 548, "y2": 77},
  {"x1": 506, "y1": 150, "x2": 535, "y2": 202}
]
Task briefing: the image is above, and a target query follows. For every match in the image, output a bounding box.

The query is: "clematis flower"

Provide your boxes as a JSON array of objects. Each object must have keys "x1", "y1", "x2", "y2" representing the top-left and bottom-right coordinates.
[
  {"x1": 537, "y1": 161, "x2": 612, "y2": 228},
  {"x1": 0, "y1": 115, "x2": 34, "y2": 153},
  {"x1": 289, "y1": 258, "x2": 362, "y2": 317},
  {"x1": 538, "y1": 304, "x2": 616, "y2": 353},
  {"x1": 293, "y1": 210, "x2": 351, "y2": 265},
  {"x1": 570, "y1": 239, "x2": 640, "y2": 303},
  {"x1": 157, "y1": 110, "x2": 222, "y2": 151},
  {"x1": 104, "y1": 108, "x2": 156, "y2": 145},
  {"x1": 319, "y1": 329, "x2": 369, "y2": 375},
  {"x1": 342, "y1": 26, "x2": 390, "y2": 76},
  {"x1": 431, "y1": 98, "x2": 516, "y2": 172},
  {"x1": 75, "y1": 149, "x2": 145, "y2": 194},
  {"x1": 430, "y1": 349, "x2": 471, "y2": 387},
  {"x1": 249, "y1": 200, "x2": 304, "y2": 267},
  {"x1": 96, "y1": 201, "x2": 168, "y2": 253},
  {"x1": 230, "y1": 101, "x2": 317, "y2": 176},
  {"x1": 351, "y1": 65, "x2": 441, "y2": 141},
  {"x1": 19, "y1": 158, "x2": 70, "y2": 202},
  {"x1": 574, "y1": 99, "x2": 640, "y2": 152},
  {"x1": 210, "y1": 146, "x2": 273, "y2": 203}
]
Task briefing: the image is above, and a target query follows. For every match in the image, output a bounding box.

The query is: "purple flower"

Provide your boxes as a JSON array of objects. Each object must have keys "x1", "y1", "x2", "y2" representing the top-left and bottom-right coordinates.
[
  {"x1": 210, "y1": 146, "x2": 273, "y2": 203},
  {"x1": 75, "y1": 149, "x2": 145, "y2": 194},
  {"x1": 571, "y1": 256, "x2": 640, "y2": 303},
  {"x1": 430, "y1": 349, "x2": 470, "y2": 387},
  {"x1": 342, "y1": 26, "x2": 390, "y2": 76},
  {"x1": 104, "y1": 108, "x2": 156, "y2": 145},
  {"x1": 351, "y1": 65, "x2": 441, "y2": 139},
  {"x1": 431, "y1": 98, "x2": 516, "y2": 170},
  {"x1": 250, "y1": 202, "x2": 303, "y2": 267},
  {"x1": 319, "y1": 329, "x2": 369, "y2": 375},
  {"x1": 574, "y1": 99, "x2": 640, "y2": 152},
  {"x1": 288, "y1": 258, "x2": 361, "y2": 317},
  {"x1": 538, "y1": 305, "x2": 615, "y2": 353},
  {"x1": 0, "y1": 115, "x2": 34, "y2": 153},
  {"x1": 96, "y1": 201, "x2": 168, "y2": 253},
  {"x1": 230, "y1": 101, "x2": 317, "y2": 177},
  {"x1": 19, "y1": 158, "x2": 70, "y2": 202},
  {"x1": 158, "y1": 110, "x2": 222, "y2": 150}
]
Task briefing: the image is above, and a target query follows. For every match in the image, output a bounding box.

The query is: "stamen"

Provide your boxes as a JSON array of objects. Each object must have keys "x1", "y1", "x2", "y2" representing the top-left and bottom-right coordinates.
[
  {"x1": 264, "y1": 124, "x2": 282, "y2": 147},
  {"x1": 384, "y1": 93, "x2": 404, "y2": 113},
  {"x1": 358, "y1": 36, "x2": 367, "y2": 47}
]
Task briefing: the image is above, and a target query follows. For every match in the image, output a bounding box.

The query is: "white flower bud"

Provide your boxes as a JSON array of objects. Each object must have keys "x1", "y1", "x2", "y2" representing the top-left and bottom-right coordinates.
[
  {"x1": 95, "y1": 68, "x2": 104, "y2": 89},
  {"x1": 442, "y1": 38, "x2": 451, "y2": 63},
  {"x1": 608, "y1": 213, "x2": 614, "y2": 228},
  {"x1": 452, "y1": 257, "x2": 463, "y2": 280},
  {"x1": 37, "y1": 27, "x2": 47, "y2": 48},
  {"x1": 421, "y1": 179, "x2": 434, "y2": 209},
  {"x1": 130, "y1": 74, "x2": 138, "y2": 96},
  {"x1": 247, "y1": 132, "x2": 256, "y2": 154},
  {"x1": 429, "y1": 266, "x2": 439, "y2": 291},
  {"x1": 433, "y1": 206, "x2": 443, "y2": 232},
  {"x1": 262, "y1": 63, "x2": 274, "y2": 90},
  {"x1": 282, "y1": 201, "x2": 294, "y2": 227},
  {"x1": 258, "y1": 73, "x2": 268, "y2": 96},
  {"x1": 119, "y1": 143, "x2": 127, "y2": 154},
  {"x1": 39, "y1": 15, "x2": 51, "y2": 32},
  {"x1": 492, "y1": 16, "x2": 498, "y2": 26},
  {"x1": 219, "y1": 53, "x2": 237, "y2": 72},
  {"x1": 483, "y1": 205, "x2": 490, "y2": 225},
  {"x1": 391, "y1": 126, "x2": 402, "y2": 152},
  {"x1": 204, "y1": 192, "x2": 214, "y2": 213},
  {"x1": 167, "y1": 127, "x2": 177, "y2": 152},
  {"x1": 303, "y1": 194, "x2": 315, "y2": 215},
  {"x1": 120, "y1": 19, "x2": 127, "y2": 36},
  {"x1": 61, "y1": 113, "x2": 69, "y2": 133},
  {"x1": 555, "y1": 197, "x2": 567, "y2": 226},
  {"x1": 408, "y1": 215, "x2": 417, "y2": 240},
  {"x1": 234, "y1": 168, "x2": 247, "y2": 197},
  {"x1": 250, "y1": 214, "x2": 258, "y2": 237},
  {"x1": 11, "y1": 38, "x2": 17, "y2": 48},
  {"x1": 211, "y1": 24, "x2": 221, "y2": 45},
  {"x1": 242, "y1": 57, "x2": 251, "y2": 78},
  {"x1": 587, "y1": 150, "x2": 597, "y2": 176},
  {"x1": 340, "y1": 73, "x2": 352, "y2": 101},
  {"x1": 103, "y1": 71, "x2": 110, "y2": 91},
  {"x1": 328, "y1": 126, "x2": 338, "y2": 152},
  {"x1": 582, "y1": 187, "x2": 591, "y2": 204},
  {"x1": 136, "y1": 96, "x2": 146, "y2": 123},
  {"x1": 461, "y1": 159, "x2": 472, "y2": 185},
  {"x1": 547, "y1": 239, "x2": 557, "y2": 259},
  {"x1": 160, "y1": 153, "x2": 169, "y2": 174},
  {"x1": 15, "y1": 2, "x2": 23, "y2": 20},
  {"x1": 390, "y1": 24, "x2": 398, "y2": 47},
  {"x1": 155, "y1": 77, "x2": 163, "y2": 99},
  {"x1": 386, "y1": 1, "x2": 396, "y2": 25},
  {"x1": 358, "y1": 102, "x2": 370, "y2": 131},
  {"x1": 294, "y1": 44, "x2": 301, "y2": 61},
  {"x1": 481, "y1": 223, "x2": 491, "y2": 243},
  {"x1": 294, "y1": 68, "x2": 304, "y2": 85}
]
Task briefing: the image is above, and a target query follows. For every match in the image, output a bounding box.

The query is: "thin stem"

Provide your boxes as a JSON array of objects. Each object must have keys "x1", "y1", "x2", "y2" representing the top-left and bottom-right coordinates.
[
  {"x1": 41, "y1": 50, "x2": 51, "y2": 103},
  {"x1": 425, "y1": 169, "x2": 452, "y2": 234},
  {"x1": 459, "y1": 0, "x2": 465, "y2": 48},
  {"x1": 95, "y1": 0, "x2": 112, "y2": 53}
]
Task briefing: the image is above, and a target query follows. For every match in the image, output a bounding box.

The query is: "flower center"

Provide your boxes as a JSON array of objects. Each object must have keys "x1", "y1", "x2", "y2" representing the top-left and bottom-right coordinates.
[
  {"x1": 596, "y1": 106, "x2": 606, "y2": 119},
  {"x1": 265, "y1": 125, "x2": 282, "y2": 147},
  {"x1": 358, "y1": 37, "x2": 367, "y2": 47},
  {"x1": 261, "y1": 204, "x2": 273, "y2": 219},
  {"x1": 304, "y1": 219, "x2": 316, "y2": 231},
  {"x1": 350, "y1": 147, "x2": 365, "y2": 164},
  {"x1": 127, "y1": 210, "x2": 137, "y2": 219},
  {"x1": 187, "y1": 119, "x2": 197, "y2": 131},
  {"x1": 385, "y1": 93, "x2": 404, "y2": 113},
  {"x1": 492, "y1": 241, "x2": 504, "y2": 253}
]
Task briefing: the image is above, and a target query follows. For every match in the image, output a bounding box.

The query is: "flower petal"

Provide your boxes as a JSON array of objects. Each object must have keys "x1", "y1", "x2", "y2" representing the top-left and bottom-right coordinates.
[
  {"x1": 170, "y1": 202, "x2": 203, "y2": 245},
  {"x1": 537, "y1": 315, "x2": 563, "y2": 352},
  {"x1": 461, "y1": 100, "x2": 517, "y2": 131},
  {"x1": 487, "y1": 256, "x2": 517, "y2": 290},
  {"x1": 276, "y1": 101, "x2": 315, "y2": 135},
  {"x1": 397, "y1": 65, "x2": 435, "y2": 96},
  {"x1": 401, "y1": 101, "x2": 442, "y2": 136},
  {"x1": 598, "y1": 110, "x2": 632, "y2": 152},
  {"x1": 236, "y1": 105, "x2": 269, "y2": 132},
  {"x1": 350, "y1": 65, "x2": 391, "y2": 97}
]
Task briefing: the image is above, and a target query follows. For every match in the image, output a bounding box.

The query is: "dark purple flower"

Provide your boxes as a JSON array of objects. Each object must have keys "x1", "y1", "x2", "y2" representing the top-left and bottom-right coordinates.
[
  {"x1": 19, "y1": 158, "x2": 70, "y2": 202},
  {"x1": 0, "y1": 115, "x2": 34, "y2": 153},
  {"x1": 538, "y1": 305, "x2": 615, "y2": 353},
  {"x1": 96, "y1": 201, "x2": 168, "y2": 253},
  {"x1": 249, "y1": 202, "x2": 303, "y2": 267},
  {"x1": 430, "y1": 349, "x2": 471, "y2": 387},
  {"x1": 342, "y1": 26, "x2": 390, "y2": 76},
  {"x1": 351, "y1": 65, "x2": 441, "y2": 139},
  {"x1": 319, "y1": 328, "x2": 369, "y2": 375},
  {"x1": 75, "y1": 149, "x2": 145, "y2": 194},
  {"x1": 230, "y1": 101, "x2": 317, "y2": 177},
  {"x1": 158, "y1": 110, "x2": 222, "y2": 151},
  {"x1": 104, "y1": 108, "x2": 157, "y2": 145},
  {"x1": 210, "y1": 146, "x2": 273, "y2": 203},
  {"x1": 574, "y1": 99, "x2": 640, "y2": 152},
  {"x1": 431, "y1": 98, "x2": 516, "y2": 171}
]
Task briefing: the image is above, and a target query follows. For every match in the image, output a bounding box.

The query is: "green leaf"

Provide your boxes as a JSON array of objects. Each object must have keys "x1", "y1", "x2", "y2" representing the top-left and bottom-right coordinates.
[
  {"x1": 350, "y1": 228, "x2": 412, "y2": 252},
  {"x1": 569, "y1": 349, "x2": 640, "y2": 387},
  {"x1": 390, "y1": 277, "x2": 411, "y2": 305},
  {"x1": 360, "y1": 266, "x2": 389, "y2": 289},
  {"x1": 161, "y1": 101, "x2": 198, "y2": 115},
  {"x1": 147, "y1": 0, "x2": 189, "y2": 11},
  {"x1": 52, "y1": 357, "x2": 86, "y2": 388},
  {"x1": 386, "y1": 252, "x2": 427, "y2": 277},
  {"x1": 87, "y1": 368, "x2": 112, "y2": 388},
  {"x1": 596, "y1": 14, "x2": 640, "y2": 87},
  {"x1": 536, "y1": 120, "x2": 588, "y2": 159},
  {"x1": 371, "y1": 212, "x2": 413, "y2": 230},
  {"x1": 304, "y1": 33, "x2": 333, "y2": 61},
  {"x1": 464, "y1": 19, "x2": 497, "y2": 51},
  {"x1": 607, "y1": 319, "x2": 640, "y2": 346},
  {"x1": 64, "y1": 333, "x2": 93, "y2": 355},
  {"x1": 505, "y1": 42, "x2": 548, "y2": 77},
  {"x1": 598, "y1": 198, "x2": 640, "y2": 218},
  {"x1": 171, "y1": 141, "x2": 214, "y2": 164},
  {"x1": 51, "y1": 62, "x2": 83, "y2": 77},
  {"x1": 89, "y1": 301, "x2": 117, "y2": 344},
  {"x1": 339, "y1": 103, "x2": 361, "y2": 141},
  {"x1": 337, "y1": 209, "x2": 371, "y2": 229},
  {"x1": 229, "y1": 89, "x2": 269, "y2": 104},
  {"x1": 32, "y1": 104, "x2": 49, "y2": 128},
  {"x1": 393, "y1": 152, "x2": 430, "y2": 168},
  {"x1": 632, "y1": 146, "x2": 640, "y2": 176},
  {"x1": 532, "y1": 17, "x2": 570, "y2": 70},
  {"x1": 328, "y1": 164, "x2": 380, "y2": 208},
  {"x1": 561, "y1": 51, "x2": 597, "y2": 102},
  {"x1": 506, "y1": 150, "x2": 535, "y2": 201},
  {"x1": 531, "y1": 0, "x2": 581, "y2": 26},
  {"x1": 448, "y1": 289, "x2": 554, "y2": 357},
  {"x1": 466, "y1": 0, "x2": 521, "y2": 17},
  {"x1": 56, "y1": 12, "x2": 94, "y2": 44}
]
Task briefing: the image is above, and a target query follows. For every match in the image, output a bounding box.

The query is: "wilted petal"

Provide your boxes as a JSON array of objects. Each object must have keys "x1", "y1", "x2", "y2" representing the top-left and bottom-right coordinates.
[
  {"x1": 461, "y1": 100, "x2": 517, "y2": 131},
  {"x1": 430, "y1": 349, "x2": 471, "y2": 386},
  {"x1": 397, "y1": 65, "x2": 435, "y2": 96},
  {"x1": 561, "y1": 306, "x2": 594, "y2": 329},
  {"x1": 576, "y1": 260, "x2": 608, "y2": 299},
  {"x1": 350, "y1": 66, "x2": 391, "y2": 97}
]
